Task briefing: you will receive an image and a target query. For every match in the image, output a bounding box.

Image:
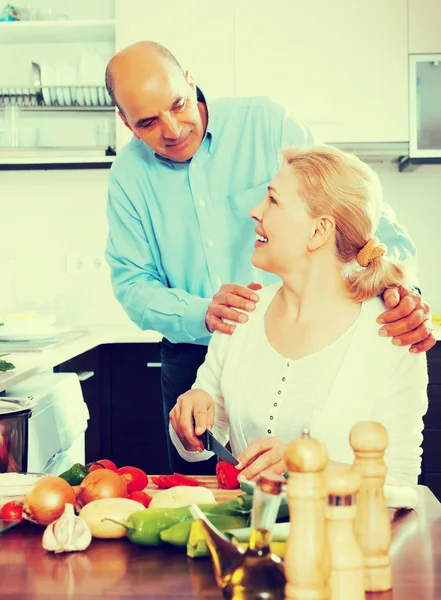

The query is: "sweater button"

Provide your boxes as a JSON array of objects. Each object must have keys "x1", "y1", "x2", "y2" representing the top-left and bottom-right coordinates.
[{"x1": 267, "y1": 429, "x2": 272, "y2": 434}]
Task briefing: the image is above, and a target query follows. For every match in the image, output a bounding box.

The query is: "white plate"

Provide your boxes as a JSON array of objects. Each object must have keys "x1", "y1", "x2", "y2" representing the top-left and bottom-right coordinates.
[{"x1": 0, "y1": 327, "x2": 67, "y2": 342}]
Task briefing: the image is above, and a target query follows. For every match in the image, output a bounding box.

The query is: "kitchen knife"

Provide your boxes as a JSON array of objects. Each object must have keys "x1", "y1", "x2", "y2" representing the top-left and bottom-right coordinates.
[{"x1": 199, "y1": 430, "x2": 239, "y2": 466}]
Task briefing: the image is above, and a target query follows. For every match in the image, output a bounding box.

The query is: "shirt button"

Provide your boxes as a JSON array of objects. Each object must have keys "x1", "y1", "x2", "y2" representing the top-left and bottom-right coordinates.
[
  {"x1": 282, "y1": 377, "x2": 286, "y2": 382},
  {"x1": 216, "y1": 278, "x2": 222, "y2": 287},
  {"x1": 287, "y1": 362, "x2": 290, "y2": 367},
  {"x1": 191, "y1": 161, "x2": 197, "y2": 169},
  {"x1": 270, "y1": 416, "x2": 274, "y2": 420},
  {"x1": 278, "y1": 390, "x2": 282, "y2": 395},
  {"x1": 273, "y1": 402, "x2": 278, "y2": 407},
  {"x1": 208, "y1": 240, "x2": 215, "y2": 248},
  {"x1": 267, "y1": 429, "x2": 272, "y2": 434},
  {"x1": 199, "y1": 200, "x2": 206, "y2": 208}
]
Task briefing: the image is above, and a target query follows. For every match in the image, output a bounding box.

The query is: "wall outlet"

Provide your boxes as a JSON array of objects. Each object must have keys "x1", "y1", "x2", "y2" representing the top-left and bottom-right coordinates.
[{"x1": 65, "y1": 253, "x2": 106, "y2": 274}]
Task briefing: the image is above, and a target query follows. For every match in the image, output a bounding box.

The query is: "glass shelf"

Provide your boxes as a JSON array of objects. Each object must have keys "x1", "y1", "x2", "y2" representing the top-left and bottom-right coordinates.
[{"x1": 0, "y1": 19, "x2": 115, "y2": 44}]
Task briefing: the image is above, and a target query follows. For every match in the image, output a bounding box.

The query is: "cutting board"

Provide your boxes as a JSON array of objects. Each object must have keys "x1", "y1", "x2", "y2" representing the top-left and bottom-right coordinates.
[{"x1": 145, "y1": 475, "x2": 242, "y2": 503}]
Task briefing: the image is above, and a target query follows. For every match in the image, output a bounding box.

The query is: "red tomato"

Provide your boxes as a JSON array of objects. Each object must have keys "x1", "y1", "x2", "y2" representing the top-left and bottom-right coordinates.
[
  {"x1": 118, "y1": 466, "x2": 149, "y2": 494},
  {"x1": 216, "y1": 461, "x2": 240, "y2": 490},
  {"x1": 0, "y1": 501, "x2": 23, "y2": 522},
  {"x1": 128, "y1": 491, "x2": 152, "y2": 508},
  {"x1": 88, "y1": 459, "x2": 118, "y2": 472},
  {"x1": 172, "y1": 473, "x2": 200, "y2": 487},
  {"x1": 151, "y1": 476, "x2": 168, "y2": 489}
]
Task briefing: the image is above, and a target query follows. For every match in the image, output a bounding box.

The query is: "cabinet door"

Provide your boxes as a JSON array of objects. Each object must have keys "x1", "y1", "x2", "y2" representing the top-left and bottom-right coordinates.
[
  {"x1": 55, "y1": 348, "x2": 105, "y2": 464},
  {"x1": 109, "y1": 343, "x2": 169, "y2": 474},
  {"x1": 114, "y1": 0, "x2": 234, "y2": 150},
  {"x1": 409, "y1": 0, "x2": 441, "y2": 54},
  {"x1": 234, "y1": 0, "x2": 408, "y2": 143}
]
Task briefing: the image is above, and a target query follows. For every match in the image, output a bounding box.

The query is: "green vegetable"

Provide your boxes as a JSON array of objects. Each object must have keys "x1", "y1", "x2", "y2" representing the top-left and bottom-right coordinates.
[
  {"x1": 124, "y1": 495, "x2": 254, "y2": 547},
  {"x1": 59, "y1": 463, "x2": 89, "y2": 485},
  {"x1": 160, "y1": 513, "x2": 249, "y2": 547},
  {"x1": 123, "y1": 494, "x2": 284, "y2": 548},
  {"x1": 125, "y1": 506, "x2": 193, "y2": 546},
  {"x1": 0, "y1": 358, "x2": 15, "y2": 372}
]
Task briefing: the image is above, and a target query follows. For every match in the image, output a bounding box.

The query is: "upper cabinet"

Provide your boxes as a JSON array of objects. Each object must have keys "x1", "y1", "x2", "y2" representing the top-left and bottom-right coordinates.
[
  {"x1": 233, "y1": 0, "x2": 409, "y2": 144},
  {"x1": 409, "y1": 0, "x2": 441, "y2": 54},
  {"x1": 115, "y1": 0, "x2": 234, "y2": 151}
]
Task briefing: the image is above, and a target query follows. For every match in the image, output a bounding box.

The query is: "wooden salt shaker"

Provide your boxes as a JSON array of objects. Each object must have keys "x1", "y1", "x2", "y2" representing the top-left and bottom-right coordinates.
[
  {"x1": 284, "y1": 430, "x2": 330, "y2": 600},
  {"x1": 350, "y1": 421, "x2": 392, "y2": 592},
  {"x1": 325, "y1": 468, "x2": 364, "y2": 600}
]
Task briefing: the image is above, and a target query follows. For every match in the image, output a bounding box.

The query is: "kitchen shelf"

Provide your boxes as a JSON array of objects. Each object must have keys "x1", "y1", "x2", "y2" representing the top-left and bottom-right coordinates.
[
  {"x1": 0, "y1": 105, "x2": 114, "y2": 112},
  {"x1": 0, "y1": 148, "x2": 115, "y2": 169},
  {"x1": 0, "y1": 19, "x2": 116, "y2": 44}
]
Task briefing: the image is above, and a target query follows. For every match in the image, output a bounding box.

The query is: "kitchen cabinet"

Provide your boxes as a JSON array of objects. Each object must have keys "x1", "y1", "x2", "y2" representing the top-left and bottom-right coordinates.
[
  {"x1": 409, "y1": 0, "x2": 441, "y2": 54},
  {"x1": 54, "y1": 347, "x2": 108, "y2": 464},
  {"x1": 106, "y1": 343, "x2": 170, "y2": 474},
  {"x1": 421, "y1": 342, "x2": 441, "y2": 500},
  {"x1": 114, "y1": 0, "x2": 235, "y2": 151},
  {"x1": 233, "y1": 0, "x2": 409, "y2": 144}
]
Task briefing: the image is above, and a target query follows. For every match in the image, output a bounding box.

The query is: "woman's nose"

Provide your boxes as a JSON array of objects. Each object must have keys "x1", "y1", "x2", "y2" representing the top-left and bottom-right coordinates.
[{"x1": 249, "y1": 200, "x2": 265, "y2": 222}]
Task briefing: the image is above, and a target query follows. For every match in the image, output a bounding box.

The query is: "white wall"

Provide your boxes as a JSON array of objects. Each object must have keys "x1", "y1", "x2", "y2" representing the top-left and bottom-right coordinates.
[{"x1": 1, "y1": 162, "x2": 441, "y2": 329}]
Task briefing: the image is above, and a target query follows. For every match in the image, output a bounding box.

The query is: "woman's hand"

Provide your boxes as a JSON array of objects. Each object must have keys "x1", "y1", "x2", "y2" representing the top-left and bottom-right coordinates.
[
  {"x1": 169, "y1": 389, "x2": 215, "y2": 452},
  {"x1": 236, "y1": 437, "x2": 288, "y2": 481}
]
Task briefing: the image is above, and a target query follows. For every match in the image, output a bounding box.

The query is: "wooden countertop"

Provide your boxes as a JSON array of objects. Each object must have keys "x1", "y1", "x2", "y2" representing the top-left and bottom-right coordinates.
[{"x1": 0, "y1": 481, "x2": 440, "y2": 599}]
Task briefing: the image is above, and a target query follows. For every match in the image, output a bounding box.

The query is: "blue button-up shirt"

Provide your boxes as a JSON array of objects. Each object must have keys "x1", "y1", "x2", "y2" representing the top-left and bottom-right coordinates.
[{"x1": 106, "y1": 94, "x2": 416, "y2": 345}]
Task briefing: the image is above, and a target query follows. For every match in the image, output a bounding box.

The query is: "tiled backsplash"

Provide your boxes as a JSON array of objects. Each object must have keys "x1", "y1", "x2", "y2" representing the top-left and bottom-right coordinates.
[{"x1": 1, "y1": 162, "x2": 441, "y2": 328}]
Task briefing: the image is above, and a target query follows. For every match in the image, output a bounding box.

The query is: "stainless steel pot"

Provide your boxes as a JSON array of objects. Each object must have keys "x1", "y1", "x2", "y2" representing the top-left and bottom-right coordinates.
[{"x1": 0, "y1": 401, "x2": 31, "y2": 473}]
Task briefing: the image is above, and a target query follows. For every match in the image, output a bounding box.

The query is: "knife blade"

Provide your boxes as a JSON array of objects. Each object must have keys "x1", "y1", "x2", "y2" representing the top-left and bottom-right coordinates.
[{"x1": 199, "y1": 430, "x2": 239, "y2": 466}]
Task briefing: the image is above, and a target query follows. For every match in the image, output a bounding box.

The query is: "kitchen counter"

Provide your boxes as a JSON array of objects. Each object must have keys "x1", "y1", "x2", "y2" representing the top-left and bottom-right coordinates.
[
  {"x1": 0, "y1": 484, "x2": 440, "y2": 599},
  {"x1": 1, "y1": 323, "x2": 440, "y2": 394},
  {"x1": 0, "y1": 326, "x2": 163, "y2": 393}
]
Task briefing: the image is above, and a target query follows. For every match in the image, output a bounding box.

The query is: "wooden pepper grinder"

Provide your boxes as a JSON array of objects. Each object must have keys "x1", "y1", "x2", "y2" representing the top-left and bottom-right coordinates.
[
  {"x1": 350, "y1": 421, "x2": 392, "y2": 592},
  {"x1": 284, "y1": 430, "x2": 330, "y2": 600},
  {"x1": 325, "y1": 468, "x2": 364, "y2": 600}
]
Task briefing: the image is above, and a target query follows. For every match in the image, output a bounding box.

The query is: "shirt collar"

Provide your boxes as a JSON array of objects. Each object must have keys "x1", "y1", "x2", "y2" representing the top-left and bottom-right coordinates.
[{"x1": 154, "y1": 86, "x2": 215, "y2": 167}]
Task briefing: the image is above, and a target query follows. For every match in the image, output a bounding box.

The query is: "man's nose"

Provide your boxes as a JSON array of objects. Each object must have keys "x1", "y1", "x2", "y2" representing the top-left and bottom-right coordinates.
[{"x1": 162, "y1": 116, "x2": 181, "y2": 140}]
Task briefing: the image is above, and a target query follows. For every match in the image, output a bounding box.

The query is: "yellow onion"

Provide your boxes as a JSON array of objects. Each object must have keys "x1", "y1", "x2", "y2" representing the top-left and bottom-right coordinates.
[
  {"x1": 24, "y1": 476, "x2": 76, "y2": 526},
  {"x1": 77, "y1": 469, "x2": 127, "y2": 508}
]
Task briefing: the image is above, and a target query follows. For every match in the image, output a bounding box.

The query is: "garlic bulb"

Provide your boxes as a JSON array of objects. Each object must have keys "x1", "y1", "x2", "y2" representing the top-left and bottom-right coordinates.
[{"x1": 42, "y1": 503, "x2": 92, "y2": 553}]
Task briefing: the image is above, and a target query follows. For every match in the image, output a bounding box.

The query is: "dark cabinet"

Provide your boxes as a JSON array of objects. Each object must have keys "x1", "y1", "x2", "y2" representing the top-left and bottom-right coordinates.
[
  {"x1": 105, "y1": 343, "x2": 170, "y2": 475},
  {"x1": 422, "y1": 343, "x2": 441, "y2": 499},
  {"x1": 54, "y1": 347, "x2": 107, "y2": 464}
]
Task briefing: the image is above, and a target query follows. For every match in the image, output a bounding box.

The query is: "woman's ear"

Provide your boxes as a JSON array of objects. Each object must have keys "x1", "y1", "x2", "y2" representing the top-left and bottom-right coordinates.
[{"x1": 308, "y1": 216, "x2": 335, "y2": 251}]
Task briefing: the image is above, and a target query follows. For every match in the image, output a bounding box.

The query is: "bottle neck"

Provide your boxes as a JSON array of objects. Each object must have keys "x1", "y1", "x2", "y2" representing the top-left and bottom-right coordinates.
[{"x1": 248, "y1": 486, "x2": 282, "y2": 553}]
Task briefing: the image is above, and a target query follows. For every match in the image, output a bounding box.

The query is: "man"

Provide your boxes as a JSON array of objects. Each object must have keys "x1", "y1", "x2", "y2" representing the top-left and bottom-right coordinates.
[{"x1": 105, "y1": 41, "x2": 434, "y2": 474}]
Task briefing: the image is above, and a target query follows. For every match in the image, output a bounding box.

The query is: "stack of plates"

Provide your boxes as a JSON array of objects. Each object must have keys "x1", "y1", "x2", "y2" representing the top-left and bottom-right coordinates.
[{"x1": 0, "y1": 314, "x2": 62, "y2": 343}]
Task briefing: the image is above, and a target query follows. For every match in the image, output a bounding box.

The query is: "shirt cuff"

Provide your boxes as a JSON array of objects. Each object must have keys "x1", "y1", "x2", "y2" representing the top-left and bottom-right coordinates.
[
  {"x1": 168, "y1": 422, "x2": 214, "y2": 462},
  {"x1": 184, "y1": 296, "x2": 212, "y2": 341}
]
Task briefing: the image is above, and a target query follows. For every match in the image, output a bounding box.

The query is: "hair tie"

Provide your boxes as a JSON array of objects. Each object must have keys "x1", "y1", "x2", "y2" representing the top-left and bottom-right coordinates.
[{"x1": 356, "y1": 237, "x2": 387, "y2": 267}]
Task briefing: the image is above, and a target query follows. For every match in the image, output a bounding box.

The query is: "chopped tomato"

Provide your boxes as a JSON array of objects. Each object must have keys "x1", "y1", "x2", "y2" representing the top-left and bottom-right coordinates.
[
  {"x1": 88, "y1": 459, "x2": 118, "y2": 472},
  {"x1": 118, "y1": 466, "x2": 149, "y2": 494},
  {"x1": 216, "y1": 461, "x2": 240, "y2": 490},
  {"x1": 172, "y1": 473, "x2": 200, "y2": 487},
  {"x1": 0, "y1": 501, "x2": 23, "y2": 522},
  {"x1": 128, "y1": 491, "x2": 152, "y2": 508},
  {"x1": 151, "y1": 476, "x2": 168, "y2": 488}
]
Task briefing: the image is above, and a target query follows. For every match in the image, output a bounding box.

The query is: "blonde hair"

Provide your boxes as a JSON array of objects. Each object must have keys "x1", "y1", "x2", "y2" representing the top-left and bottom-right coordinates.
[{"x1": 282, "y1": 145, "x2": 410, "y2": 303}]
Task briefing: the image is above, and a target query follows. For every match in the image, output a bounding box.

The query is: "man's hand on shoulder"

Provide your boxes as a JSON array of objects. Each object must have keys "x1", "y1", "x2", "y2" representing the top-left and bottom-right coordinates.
[
  {"x1": 377, "y1": 285, "x2": 435, "y2": 353},
  {"x1": 205, "y1": 282, "x2": 262, "y2": 335}
]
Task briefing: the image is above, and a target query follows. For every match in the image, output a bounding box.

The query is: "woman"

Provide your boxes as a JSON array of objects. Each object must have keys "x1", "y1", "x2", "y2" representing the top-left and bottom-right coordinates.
[{"x1": 169, "y1": 146, "x2": 428, "y2": 486}]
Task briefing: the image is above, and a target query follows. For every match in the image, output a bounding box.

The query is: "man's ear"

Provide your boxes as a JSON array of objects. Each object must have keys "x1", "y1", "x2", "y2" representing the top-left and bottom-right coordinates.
[
  {"x1": 308, "y1": 216, "x2": 335, "y2": 251},
  {"x1": 118, "y1": 111, "x2": 140, "y2": 140},
  {"x1": 185, "y1": 70, "x2": 197, "y2": 95}
]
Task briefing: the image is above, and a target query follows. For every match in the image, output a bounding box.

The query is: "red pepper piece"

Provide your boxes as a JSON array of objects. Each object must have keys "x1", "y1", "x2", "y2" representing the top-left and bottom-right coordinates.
[{"x1": 216, "y1": 461, "x2": 240, "y2": 490}]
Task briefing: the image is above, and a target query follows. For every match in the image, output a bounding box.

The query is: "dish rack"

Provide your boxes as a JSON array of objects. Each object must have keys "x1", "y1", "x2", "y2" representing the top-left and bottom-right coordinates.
[{"x1": 0, "y1": 86, "x2": 113, "y2": 109}]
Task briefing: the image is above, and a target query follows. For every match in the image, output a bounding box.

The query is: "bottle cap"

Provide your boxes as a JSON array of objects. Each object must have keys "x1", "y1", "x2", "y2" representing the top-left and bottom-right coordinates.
[{"x1": 257, "y1": 473, "x2": 285, "y2": 496}]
